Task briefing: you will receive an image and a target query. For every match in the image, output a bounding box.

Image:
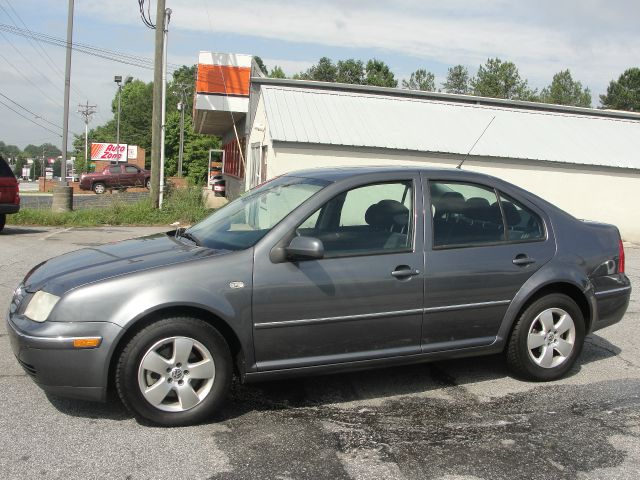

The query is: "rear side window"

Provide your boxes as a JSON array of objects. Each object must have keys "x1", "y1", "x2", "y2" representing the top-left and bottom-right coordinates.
[
  {"x1": 498, "y1": 192, "x2": 545, "y2": 241},
  {"x1": 430, "y1": 181, "x2": 504, "y2": 248},
  {"x1": 124, "y1": 166, "x2": 139, "y2": 173},
  {"x1": 109, "y1": 166, "x2": 121, "y2": 174},
  {"x1": 0, "y1": 156, "x2": 15, "y2": 178}
]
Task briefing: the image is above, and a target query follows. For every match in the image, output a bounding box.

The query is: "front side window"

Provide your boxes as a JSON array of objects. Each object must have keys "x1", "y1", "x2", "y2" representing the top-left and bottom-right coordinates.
[
  {"x1": 109, "y1": 166, "x2": 121, "y2": 174},
  {"x1": 297, "y1": 181, "x2": 413, "y2": 257},
  {"x1": 430, "y1": 181, "x2": 504, "y2": 248},
  {"x1": 125, "y1": 166, "x2": 139, "y2": 173},
  {"x1": 187, "y1": 176, "x2": 328, "y2": 250}
]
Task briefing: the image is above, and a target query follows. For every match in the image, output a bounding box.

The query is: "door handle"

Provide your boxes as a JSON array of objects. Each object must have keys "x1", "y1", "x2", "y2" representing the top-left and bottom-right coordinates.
[
  {"x1": 512, "y1": 254, "x2": 536, "y2": 266},
  {"x1": 391, "y1": 266, "x2": 420, "y2": 278}
]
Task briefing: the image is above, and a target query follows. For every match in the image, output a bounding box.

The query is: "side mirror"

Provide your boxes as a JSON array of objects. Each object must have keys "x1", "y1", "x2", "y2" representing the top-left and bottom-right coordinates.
[{"x1": 286, "y1": 236, "x2": 324, "y2": 261}]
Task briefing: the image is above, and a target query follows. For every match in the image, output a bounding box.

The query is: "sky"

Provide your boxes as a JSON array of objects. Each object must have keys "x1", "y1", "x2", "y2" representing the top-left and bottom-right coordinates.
[{"x1": 0, "y1": 0, "x2": 638, "y2": 151}]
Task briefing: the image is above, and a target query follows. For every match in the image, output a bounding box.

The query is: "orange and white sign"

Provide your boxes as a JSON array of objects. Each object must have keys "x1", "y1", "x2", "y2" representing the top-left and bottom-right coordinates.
[{"x1": 91, "y1": 143, "x2": 128, "y2": 161}]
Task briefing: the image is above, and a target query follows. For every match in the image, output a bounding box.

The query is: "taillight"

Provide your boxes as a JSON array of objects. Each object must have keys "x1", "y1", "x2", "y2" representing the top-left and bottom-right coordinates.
[{"x1": 618, "y1": 239, "x2": 625, "y2": 274}]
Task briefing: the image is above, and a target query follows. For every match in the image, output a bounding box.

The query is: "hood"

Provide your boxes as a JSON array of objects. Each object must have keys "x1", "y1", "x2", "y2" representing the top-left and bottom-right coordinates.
[{"x1": 24, "y1": 233, "x2": 228, "y2": 295}]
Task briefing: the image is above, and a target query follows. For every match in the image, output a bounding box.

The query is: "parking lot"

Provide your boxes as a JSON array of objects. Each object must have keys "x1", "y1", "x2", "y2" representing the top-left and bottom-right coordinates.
[{"x1": 1, "y1": 225, "x2": 638, "y2": 480}]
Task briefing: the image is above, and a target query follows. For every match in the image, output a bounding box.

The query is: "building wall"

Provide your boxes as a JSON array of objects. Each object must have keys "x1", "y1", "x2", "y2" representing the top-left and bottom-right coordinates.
[{"x1": 270, "y1": 143, "x2": 640, "y2": 242}]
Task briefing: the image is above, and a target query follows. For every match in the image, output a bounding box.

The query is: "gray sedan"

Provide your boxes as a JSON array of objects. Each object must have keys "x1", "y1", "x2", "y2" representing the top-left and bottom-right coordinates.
[{"x1": 6, "y1": 167, "x2": 631, "y2": 426}]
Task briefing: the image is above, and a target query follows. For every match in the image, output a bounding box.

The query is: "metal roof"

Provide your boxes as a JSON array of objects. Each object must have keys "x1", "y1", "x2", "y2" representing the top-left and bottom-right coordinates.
[{"x1": 259, "y1": 82, "x2": 640, "y2": 170}]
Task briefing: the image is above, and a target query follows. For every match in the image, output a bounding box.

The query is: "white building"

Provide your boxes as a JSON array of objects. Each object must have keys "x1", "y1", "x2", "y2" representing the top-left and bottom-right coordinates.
[{"x1": 193, "y1": 52, "x2": 640, "y2": 241}]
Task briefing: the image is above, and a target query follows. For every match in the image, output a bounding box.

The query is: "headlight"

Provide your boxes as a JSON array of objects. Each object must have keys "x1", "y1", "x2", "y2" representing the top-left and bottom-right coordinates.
[{"x1": 24, "y1": 291, "x2": 60, "y2": 322}]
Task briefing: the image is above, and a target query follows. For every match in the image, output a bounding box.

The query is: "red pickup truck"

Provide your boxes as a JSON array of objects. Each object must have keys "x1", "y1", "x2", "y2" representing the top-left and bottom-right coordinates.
[{"x1": 79, "y1": 163, "x2": 151, "y2": 194}]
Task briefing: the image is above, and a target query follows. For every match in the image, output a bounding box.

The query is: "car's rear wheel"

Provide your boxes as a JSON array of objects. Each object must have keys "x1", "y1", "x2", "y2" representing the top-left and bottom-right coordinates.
[
  {"x1": 115, "y1": 317, "x2": 232, "y2": 426},
  {"x1": 0, "y1": 213, "x2": 5, "y2": 233},
  {"x1": 93, "y1": 182, "x2": 106, "y2": 194},
  {"x1": 506, "y1": 293, "x2": 585, "y2": 381}
]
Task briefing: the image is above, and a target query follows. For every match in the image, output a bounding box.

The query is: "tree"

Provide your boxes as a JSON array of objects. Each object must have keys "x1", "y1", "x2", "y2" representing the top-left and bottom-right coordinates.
[
  {"x1": 600, "y1": 68, "x2": 640, "y2": 112},
  {"x1": 268, "y1": 66, "x2": 286, "y2": 78},
  {"x1": 471, "y1": 58, "x2": 537, "y2": 100},
  {"x1": 336, "y1": 59, "x2": 365, "y2": 85},
  {"x1": 539, "y1": 70, "x2": 591, "y2": 107},
  {"x1": 365, "y1": 59, "x2": 397, "y2": 87},
  {"x1": 0, "y1": 141, "x2": 20, "y2": 159},
  {"x1": 298, "y1": 57, "x2": 338, "y2": 82},
  {"x1": 253, "y1": 56, "x2": 268, "y2": 75},
  {"x1": 402, "y1": 69, "x2": 435, "y2": 91},
  {"x1": 442, "y1": 65, "x2": 470, "y2": 94}
]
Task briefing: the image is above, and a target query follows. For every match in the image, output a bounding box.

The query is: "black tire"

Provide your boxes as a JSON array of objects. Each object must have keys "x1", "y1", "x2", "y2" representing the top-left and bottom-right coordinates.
[
  {"x1": 116, "y1": 317, "x2": 232, "y2": 427},
  {"x1": 145, "y1": 178, "x2": 151, "y2": 189},
  {"x1": 506, "y1": 293, "x2": 585, "y2": 381},
  {"x1": 93, "y1": 182, "x2": 106, "y2": 194},
  {"x1": 0, "y1": 213, "x2": 5, "y2": 233}
]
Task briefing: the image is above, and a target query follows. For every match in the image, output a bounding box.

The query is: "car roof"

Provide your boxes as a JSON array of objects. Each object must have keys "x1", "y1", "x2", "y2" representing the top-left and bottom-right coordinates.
[{"x1": 286, "y1": 165, "x2": 498, "y2": 183}]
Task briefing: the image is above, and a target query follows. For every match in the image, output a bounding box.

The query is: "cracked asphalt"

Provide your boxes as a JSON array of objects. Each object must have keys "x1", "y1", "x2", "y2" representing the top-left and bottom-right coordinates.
[{"x1": 0, "y1": 226, "x2": 638, "y2": 480}]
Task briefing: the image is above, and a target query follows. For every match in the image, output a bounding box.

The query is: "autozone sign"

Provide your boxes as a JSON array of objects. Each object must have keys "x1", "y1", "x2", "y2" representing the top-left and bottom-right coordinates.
[{"x1": 91, "y1": 143, "x2": 128, "y2": 161}]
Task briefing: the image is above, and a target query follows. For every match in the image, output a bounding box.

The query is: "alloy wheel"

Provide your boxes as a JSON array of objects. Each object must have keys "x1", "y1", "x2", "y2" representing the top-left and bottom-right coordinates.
[
  {"x1": 526, "y1": 307, "x2": 576, "y2": 369},
  {"x1": 137, "y1": 336, "x2": 216, "y2": 412}
]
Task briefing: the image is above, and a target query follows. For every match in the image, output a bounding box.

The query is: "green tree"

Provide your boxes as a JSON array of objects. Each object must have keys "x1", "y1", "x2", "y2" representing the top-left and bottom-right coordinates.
[
  {"x1": 168, "y1": 65, "x2": 196, "y2": 114},
  {"x1": 365, "y1": 59, "x2": 397, "y2": 87},
  {"x1": 298, "y1": 57, "x2": 338, "y2": 82},
  {"x1": 442, "y1": 65, "x2": 470, "y2": 94},
  {"x1": 253, "y1": 56, "x2": 268, "y2": 75},
  {"x1": 600, "y1": 68, "x2": 640, "y2": 112},
  {"x1": 402, "y1": 69, "x2": 436, "y2": 91},
  {"x1": 183, "y1": 134, "x2": 221, "y2": 184},
  {"x1": 0, "y1": 141, "x2": 21, "y2": 159},
  {"x1": 336, "y1": 59, "x2": 365, "y2": 84},
  {"x1": 268, "y1": 66, "x2": 286, "y2": 78},
  {"x1": 471, "y1": 58, "x2": 537, "y2": 100},
  {"x1": 539, "y1": 70, "x2": 591, "y2": 107}
]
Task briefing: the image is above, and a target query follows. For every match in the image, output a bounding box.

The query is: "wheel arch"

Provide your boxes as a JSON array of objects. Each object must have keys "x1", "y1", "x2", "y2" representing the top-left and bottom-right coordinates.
[
  {"x1": 498, "y1": 277, "x2": 594, "y2": 349},
  {"x1": 106, "y1": 305, "x2": 245, "y2": 394}
]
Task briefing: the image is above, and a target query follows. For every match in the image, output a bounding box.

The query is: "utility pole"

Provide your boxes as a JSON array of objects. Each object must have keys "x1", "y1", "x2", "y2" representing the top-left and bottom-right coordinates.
[
  {"x1": 61, "y1": 0, "x2": 74, "y2": 183},
  {"x1": 149, "y1": 0, "x2": 166, "y2": 208},
  {"x1": 159, "y1": 8, "x2": 171, "y2": 208},
  {"x1": 77, "y1": 101, "x2": 96, "y2": 173}
]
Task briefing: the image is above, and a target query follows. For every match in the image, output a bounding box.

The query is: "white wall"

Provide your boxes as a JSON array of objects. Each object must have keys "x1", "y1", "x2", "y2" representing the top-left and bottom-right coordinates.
[{"x1": 269, "y1": 144, "x2": 640, "y2": 242}]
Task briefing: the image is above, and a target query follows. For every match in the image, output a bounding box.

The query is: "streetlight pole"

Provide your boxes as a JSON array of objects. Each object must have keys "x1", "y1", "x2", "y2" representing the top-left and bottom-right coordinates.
[
  {"x1": 177, "y1": 100, "x2": 184, "y2": 177},
  {"x1": 114, "y1": 75, "x2": 122, "y2": 164}
]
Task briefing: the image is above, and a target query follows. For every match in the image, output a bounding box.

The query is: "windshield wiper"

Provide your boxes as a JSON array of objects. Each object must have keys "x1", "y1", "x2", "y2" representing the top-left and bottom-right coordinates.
[{"x1": 176, "y1": 228, "x2": 201, "y2": 246}]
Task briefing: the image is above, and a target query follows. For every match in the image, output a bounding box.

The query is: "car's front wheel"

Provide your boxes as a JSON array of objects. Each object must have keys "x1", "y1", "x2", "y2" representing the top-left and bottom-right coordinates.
[
  {"x1": 506, "y1": 293, "x2": 585, "y2": 381},
  {"x1": 116, "y1": 317, "x2": 232, "y2": 426},
  {"x1": 146, "y1": 178, "x2": 151, "y2": 189}
]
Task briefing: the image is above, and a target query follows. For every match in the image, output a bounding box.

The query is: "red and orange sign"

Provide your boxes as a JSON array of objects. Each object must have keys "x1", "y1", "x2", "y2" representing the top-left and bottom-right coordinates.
[{"x1": 91, "y1": 143, "x2": 128, "y2": 161}]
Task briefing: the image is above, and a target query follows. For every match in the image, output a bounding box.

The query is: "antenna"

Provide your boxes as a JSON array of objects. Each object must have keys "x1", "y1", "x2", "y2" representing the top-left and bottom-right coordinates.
[{"x1": 456, "y1": 115, "x2": 496, "y2": 169}]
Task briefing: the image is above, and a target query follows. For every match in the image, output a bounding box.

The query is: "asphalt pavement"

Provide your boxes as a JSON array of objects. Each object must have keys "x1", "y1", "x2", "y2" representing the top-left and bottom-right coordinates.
[{"x1": 0, "y1": 226, "x2": 638, "y2": 480}]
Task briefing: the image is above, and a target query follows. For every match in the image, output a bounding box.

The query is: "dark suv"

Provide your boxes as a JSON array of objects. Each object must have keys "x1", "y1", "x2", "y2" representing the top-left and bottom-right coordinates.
[{"x1": 0, "y1": 155, "x2": 20, "y2": 232}]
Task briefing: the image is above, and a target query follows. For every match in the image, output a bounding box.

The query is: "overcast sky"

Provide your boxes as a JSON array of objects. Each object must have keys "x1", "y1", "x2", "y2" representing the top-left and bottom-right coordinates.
[{"x1": 0, "y1": 0, "x2": 638, "y2": 150}]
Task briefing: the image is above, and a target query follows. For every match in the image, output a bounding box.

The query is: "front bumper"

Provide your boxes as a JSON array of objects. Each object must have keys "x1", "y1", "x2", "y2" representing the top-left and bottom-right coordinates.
[{"x1": 7, "y1": 313, "x2": 123, "y2": 402}]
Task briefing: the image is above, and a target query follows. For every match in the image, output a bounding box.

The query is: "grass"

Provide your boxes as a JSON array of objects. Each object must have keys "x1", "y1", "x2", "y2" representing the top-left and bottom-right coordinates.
[{"x1": 7, "y1": 186, "x2": 213, "y2": 227}]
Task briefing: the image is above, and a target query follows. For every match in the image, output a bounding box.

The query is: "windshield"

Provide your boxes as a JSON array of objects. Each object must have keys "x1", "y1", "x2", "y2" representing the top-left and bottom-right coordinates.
[{"x1": 187, "y1": 176, "x2": 329, "y2": 250}]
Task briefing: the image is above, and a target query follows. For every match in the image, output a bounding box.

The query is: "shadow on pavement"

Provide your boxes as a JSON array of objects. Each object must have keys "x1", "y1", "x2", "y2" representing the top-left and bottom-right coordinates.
[
  {"x1": 47, "y1": 333, "x2": 624, "y2": 425},
  {"x1": 1, "y1": 226, "x2": 48, "y2": 235}
]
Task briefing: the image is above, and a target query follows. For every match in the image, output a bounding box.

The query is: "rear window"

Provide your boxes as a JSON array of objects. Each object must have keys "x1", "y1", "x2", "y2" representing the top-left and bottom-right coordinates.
[{"x1": 0, "y1": 156, "x2": 15, "y2": 178}]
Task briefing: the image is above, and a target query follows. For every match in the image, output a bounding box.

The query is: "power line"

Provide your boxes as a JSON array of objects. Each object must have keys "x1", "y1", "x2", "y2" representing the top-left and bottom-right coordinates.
[
  {"x1": 1, "y1": 0, "x2": 98, "y2": 118},
  {"x1": 0, "y1": 91, "x2": 62, "y2": 130},
  {"x1": 0, "y1": 98, "x2": 62, "y2": 137},
  {"x1": 0, "y1": 22, "x2": 180, "y2": 72},
  {"x1": 138, "y1": 0, "x2": 156, "y2": 29}
]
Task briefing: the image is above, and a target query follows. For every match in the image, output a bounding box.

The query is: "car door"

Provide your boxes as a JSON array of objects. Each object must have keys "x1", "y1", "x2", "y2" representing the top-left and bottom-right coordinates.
[
  {"x1": 422, "y1": 174, "x2": 555, "y2": 352},
  {"x1": 108, "y1": 165, "x2": 123, "y2": 188},
  {"x1": 121, "y1": 165, "x2": 140, "y2": 186},
  {"x1": 252, "y1": 174, "x2": 425, "y2": 371}
]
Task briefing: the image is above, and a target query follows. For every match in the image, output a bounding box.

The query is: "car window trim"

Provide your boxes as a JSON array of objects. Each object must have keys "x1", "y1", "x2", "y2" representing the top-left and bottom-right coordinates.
[
  {"x1": 287, "y1": 178, "x2": 418, "y2": 261},
  {"x1": 427, "y1": 179, "x2": 549, "y2": 250}
]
